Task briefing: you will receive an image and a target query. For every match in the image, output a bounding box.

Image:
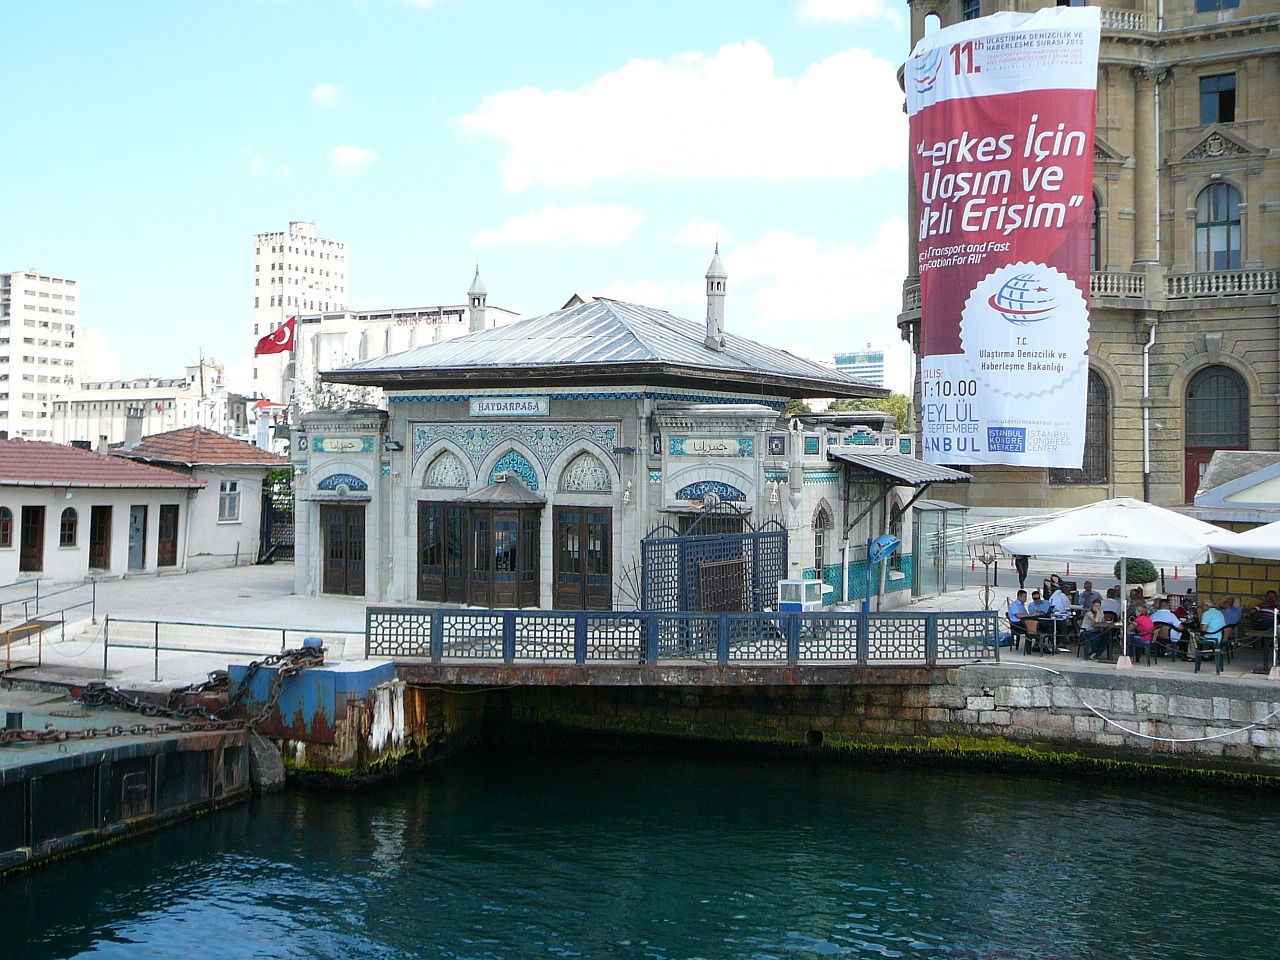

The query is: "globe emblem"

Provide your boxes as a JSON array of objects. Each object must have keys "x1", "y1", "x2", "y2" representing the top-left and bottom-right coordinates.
[
  {"x1": 912, "y1": 48, "x2": 943, "y2": 92},
  {"x1": 987, "y1": 273, "x2": 1057, "y2": 324}
]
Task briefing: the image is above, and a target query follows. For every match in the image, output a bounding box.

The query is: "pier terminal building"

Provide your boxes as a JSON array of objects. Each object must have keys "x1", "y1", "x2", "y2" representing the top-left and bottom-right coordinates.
[{"x1": 291, "y1": 253, "x2": 971, "y2": 610}]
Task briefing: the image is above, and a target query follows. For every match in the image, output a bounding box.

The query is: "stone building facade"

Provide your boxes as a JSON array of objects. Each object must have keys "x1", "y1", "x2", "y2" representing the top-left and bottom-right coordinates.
[{"x1": 898, "y1": 0, "x2": 1280, "y2": 514}]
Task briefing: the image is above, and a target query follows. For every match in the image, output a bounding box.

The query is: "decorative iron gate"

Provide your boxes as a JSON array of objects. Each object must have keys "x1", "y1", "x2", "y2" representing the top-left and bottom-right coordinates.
[
  {"x1": 640, "y1": 500, "x2": 787, "y2": 613},
  {"x1": 258, "y1": 492, "x2": 294, "y2": 563}
]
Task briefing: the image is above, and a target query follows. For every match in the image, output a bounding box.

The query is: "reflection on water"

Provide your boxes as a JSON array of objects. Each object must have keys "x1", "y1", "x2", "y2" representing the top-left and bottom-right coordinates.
[{"x1": 11, "y1": 747, "x2": 1280, "y2": 959}]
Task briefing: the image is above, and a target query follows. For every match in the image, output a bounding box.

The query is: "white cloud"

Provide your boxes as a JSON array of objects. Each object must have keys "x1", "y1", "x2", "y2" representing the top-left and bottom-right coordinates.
[
  {"x1": 310, "y1": 82, "x2": 343, "y2": 107},
  {"x1": 330, "y1": 144, "x2": 378, "y2": 172},
  {"x1": 460, "y1": 41, "x2": 906, "y2": 192},
  {"x1": 473, "y1": 203, "x2": 644, "y2": 247},
  {"x1": 727, "y1": 219, "x2": 913, "y2": 390},
  {"x1": 797, "y1": 0, "x2": 904, "y2": 29},
  {"x1": 672, "y1": 217, "x2": 732, "y2": 247}
]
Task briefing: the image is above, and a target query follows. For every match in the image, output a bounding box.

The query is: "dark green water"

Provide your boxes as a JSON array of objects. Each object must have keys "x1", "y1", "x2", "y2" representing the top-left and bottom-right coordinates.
[{"x1": 10, "y1": 748, "x2": 1280, "y2": 959}]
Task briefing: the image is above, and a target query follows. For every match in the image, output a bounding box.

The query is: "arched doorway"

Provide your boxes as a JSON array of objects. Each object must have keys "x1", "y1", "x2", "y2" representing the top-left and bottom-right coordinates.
[{"x1": 1185, "y1": 365, "x2": 1248, "y2": 502}]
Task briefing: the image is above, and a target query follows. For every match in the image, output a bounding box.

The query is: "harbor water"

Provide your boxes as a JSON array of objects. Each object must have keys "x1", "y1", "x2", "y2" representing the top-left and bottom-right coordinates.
[{"x1": 10, "y1": 746, "x2": 1280, "y2": 959}]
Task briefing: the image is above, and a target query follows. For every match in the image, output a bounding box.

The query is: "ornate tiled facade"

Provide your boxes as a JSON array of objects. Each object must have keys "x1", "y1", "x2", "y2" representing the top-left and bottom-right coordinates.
[{"x1": 412, "y1": 421, "x2": 620, "y2": 474}]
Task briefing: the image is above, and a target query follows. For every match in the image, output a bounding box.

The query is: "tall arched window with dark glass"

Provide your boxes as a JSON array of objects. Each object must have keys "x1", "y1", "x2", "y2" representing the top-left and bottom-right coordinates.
[
  {"x1": 1050, "y1": 369, "x2": 1109, "y2": 485},
  {"x1": 1184, "y1": 364, "x2": 1249, "y2": 501},
  {"x1": 1195, "y1": 183, "x2": 1241, "y2": 271}
]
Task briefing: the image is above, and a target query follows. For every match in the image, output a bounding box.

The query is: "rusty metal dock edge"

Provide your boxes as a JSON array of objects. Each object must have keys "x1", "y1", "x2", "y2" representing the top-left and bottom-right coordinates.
[{"x1": 1, "y1": 728, "x2": 252, "y2": 879}]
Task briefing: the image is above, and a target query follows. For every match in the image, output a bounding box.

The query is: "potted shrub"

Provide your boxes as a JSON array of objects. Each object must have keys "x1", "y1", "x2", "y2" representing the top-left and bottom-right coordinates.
[{"x1": 1114, "y1": 558, "x2": 1158, "y2": 596}]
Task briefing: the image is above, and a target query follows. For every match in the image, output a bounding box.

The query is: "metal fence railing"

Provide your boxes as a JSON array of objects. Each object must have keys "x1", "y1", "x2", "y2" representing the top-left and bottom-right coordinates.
[
  {"x1": 366, "y1": 608, "x2": 1000, "y2": 667},
  {"x1": 100, "y1": 617, "x2": 364, "y2": 682}
]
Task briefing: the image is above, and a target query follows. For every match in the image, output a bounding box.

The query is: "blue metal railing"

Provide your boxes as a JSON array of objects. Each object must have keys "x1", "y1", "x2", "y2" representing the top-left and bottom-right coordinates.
[{"x1": 365, "y1": 607, "x2": 1000, "y2": 667}]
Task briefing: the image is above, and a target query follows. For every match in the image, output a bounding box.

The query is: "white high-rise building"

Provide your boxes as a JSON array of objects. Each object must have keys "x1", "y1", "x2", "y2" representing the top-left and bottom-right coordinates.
[
  {"x1": 251, "y1": 221, "x2": 348, "y2": 403},
  {"x1": 834, "y1": 345, "x2": 885, "y2": 388},
  {"x1": 0, "y1": 269, "x2": 79, "y2": 439}
]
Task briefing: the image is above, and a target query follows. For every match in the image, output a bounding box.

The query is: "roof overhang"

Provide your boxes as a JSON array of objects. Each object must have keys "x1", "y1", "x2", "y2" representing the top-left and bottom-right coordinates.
[
  {"x1": 827, "y1": 450, "x2": 971, "y2": 486},
  {"x1": 324, "y1": 361, "x2": 889, "y2": 402}
]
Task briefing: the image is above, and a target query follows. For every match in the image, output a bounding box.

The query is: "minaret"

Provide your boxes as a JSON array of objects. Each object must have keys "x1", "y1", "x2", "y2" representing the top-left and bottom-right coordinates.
[
  {"x1": 468, "y1": 265, "x2": 488, "y2": 333},
  {"x1": 704, "y1": 244, "x2": 727, "y2": 351}
]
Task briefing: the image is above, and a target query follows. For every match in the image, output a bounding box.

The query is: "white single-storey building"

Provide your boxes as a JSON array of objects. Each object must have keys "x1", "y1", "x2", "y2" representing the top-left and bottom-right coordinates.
[
  {"x1": 0, "y1": 439, "x2": 204, "y2": 584},
  {"x1": 115, "y1": 426, "x2": 290, "y2": 571}
]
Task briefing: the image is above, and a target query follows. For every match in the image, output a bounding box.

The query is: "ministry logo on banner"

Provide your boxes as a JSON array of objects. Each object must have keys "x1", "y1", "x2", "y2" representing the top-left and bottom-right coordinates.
[{"x1": 907, "y1": 7, "x2": 1101, "y2": 468}]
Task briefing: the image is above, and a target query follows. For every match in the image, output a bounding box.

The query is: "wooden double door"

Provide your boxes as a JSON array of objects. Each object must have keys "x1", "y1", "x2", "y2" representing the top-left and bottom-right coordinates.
[
  {"x1": 322, "y1": 504, "x2": 365, "y2": 596},
  {"x1": 417, "y1": 502, "x2": 539, "y2": 608},
  {"x1": 553, "y1": 507, "x2": 612, "y2": 610}
]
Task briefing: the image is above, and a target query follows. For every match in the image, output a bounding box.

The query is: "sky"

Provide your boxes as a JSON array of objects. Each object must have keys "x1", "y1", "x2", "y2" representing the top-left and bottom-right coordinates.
[{"x1": 2, "y1": 0, "x2": 912, "y2": 394}]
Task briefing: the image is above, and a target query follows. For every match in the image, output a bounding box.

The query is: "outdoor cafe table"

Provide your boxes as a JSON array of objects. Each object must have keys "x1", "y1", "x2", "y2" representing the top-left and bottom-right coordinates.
[{"x1": 1024, "y1": 612, "x2": 1079, "y2": 654}]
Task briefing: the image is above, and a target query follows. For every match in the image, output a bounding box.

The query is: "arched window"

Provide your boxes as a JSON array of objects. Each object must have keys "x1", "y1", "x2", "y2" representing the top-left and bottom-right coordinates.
[
  {"x1": 425, "y1": 451, "x2": 468, "y2": 488},
  {"x1": 0, "y1": 507, "x2": 11, "y2": 548},
  {"x1": 1050, "y1": 369, "x2": 1110, "y2": 484},
  {"x1": 1195, "y1": 183, "x2": 1241, "y2": 271},
  {"x1": 60, "y1": 507, "x2": 77, "y2": 547},
  {"x1": 559, "y1": 453, "x2": 611, "y2": 493},
  {"x1": 1186, "y1": 365, "x2": 1248, "y2": 447},
  {"x1": 1185, "y1": 364, "x2": 1249, "y2": 502},
  {"x1": 813, "y1": 505, "x2": 833, "y2": 574}
]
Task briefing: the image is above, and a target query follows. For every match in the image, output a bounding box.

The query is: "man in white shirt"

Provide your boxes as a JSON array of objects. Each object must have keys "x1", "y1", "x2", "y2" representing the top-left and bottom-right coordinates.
[
  {"x1": 1102, "y1": 587, "x2": 1124, "y2": 619},
  {"x1": 1150, "y1": 598, "x2": 1184, "y2": 657},
  {"x1": 1049, "y1": 585, "x2": 1072, "y2": 616}
]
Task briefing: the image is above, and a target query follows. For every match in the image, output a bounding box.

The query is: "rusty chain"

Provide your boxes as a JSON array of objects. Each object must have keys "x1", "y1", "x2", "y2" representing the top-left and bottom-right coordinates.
[{"x1": 0, "y1": 646, "x2": 324, "y2": 746}]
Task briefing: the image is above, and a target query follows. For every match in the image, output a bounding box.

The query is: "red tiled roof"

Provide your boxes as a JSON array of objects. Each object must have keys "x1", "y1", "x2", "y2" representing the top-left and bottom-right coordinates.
[
  {"x1": 0, "y1": 439, "x2": 205, "y2": 488},
  {"x1": 118, "y1": 426, "x2": 289, "y2": 467}
]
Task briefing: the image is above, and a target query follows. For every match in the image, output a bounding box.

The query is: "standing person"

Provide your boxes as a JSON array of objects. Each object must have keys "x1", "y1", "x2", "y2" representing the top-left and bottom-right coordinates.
[{"x1": 1014, "y1": 555, "x2": 1030, "y2": 590}]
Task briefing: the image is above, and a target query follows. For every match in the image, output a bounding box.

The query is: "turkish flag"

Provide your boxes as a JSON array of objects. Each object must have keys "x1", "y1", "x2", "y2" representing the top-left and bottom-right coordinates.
[{"x1": 255, "y1": 316, "x2": 296, "y2": 355}]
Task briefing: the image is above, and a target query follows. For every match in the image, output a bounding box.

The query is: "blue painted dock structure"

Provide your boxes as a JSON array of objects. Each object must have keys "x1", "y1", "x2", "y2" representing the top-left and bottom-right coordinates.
[{"x1": 228, "y1": 659, "x2": 396, "y2": 743}]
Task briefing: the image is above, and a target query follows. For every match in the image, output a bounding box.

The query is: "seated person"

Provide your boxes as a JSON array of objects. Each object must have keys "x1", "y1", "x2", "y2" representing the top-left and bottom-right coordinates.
[
  {"x1": 1081, "y1": 598, "x2": 1111, "y2": 661},
  {"x1": 1049, "y1": 584, "x2": 1072, "y2": 616},
  {"x1": 1129, "y1": 603, "x2": 1156, "y2": 657},
  {"x1": 1222, "y1": 596, "x2": 1243, "y2": 631},
  {"x1": 1149, "y1": 598, "x2": 1185, "y2": 657},
  {"x1": 1252, "y1": 590, "x2": 1278, "y2": 631},
  {"x1": 1077, "y1": 580, "x2": 1103, "y2": 611},
  {"x1": 1028, "y1": 590, "x2": 1050, "y2": 617},
  {"x1": 1175, "y1": 592, "x2": 1198, "y2": 625},
  {"x1": 1196, "y1": 598, "x2": 1227, "y2": 654},
  {"x1": 1008, "y1": 590, "x2": 1032, "y2": 643},
  {"x1": 1127, "y1": 587, "x2": 1146, "y2": 620},
  {"x1": 1102, "y1": 586, "x2": 1125, "y2": 619}
]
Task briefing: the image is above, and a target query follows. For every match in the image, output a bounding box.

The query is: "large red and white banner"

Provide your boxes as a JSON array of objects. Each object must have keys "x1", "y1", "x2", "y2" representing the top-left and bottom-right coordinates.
[{"x1": 907, "y1": 8, "x2": 1100, "y2": 467}]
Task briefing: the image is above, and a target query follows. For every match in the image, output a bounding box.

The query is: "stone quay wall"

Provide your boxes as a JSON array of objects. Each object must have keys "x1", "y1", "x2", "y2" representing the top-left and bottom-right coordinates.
[{"x1": 471, "y1": 665, "x2": 1280, "y2": 783}]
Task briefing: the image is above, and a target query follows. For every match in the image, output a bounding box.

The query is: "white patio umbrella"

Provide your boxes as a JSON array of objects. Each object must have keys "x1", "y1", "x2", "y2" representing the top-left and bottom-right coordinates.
[
  {"x1": 1209, "y1": 520, "x2": 1280, "y2": 678},
  {"x1": 1000, "y1": 497, "x2": 1234, "y2": 667}
]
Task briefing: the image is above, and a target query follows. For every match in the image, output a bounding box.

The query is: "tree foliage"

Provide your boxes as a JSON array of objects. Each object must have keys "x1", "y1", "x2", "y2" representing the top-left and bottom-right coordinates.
[{"x1": 828, "y1": 393, "x2": 911, "y2": 431}]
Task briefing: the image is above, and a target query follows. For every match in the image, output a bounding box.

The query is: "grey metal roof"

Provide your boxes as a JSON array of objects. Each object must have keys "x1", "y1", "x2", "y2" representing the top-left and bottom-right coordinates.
[
  {"x1": 1198, "y1": 451, "x2": 1280, "y2": 495},
  {"x1": 457, "y1": 475, "x2": 545, "y2": 505},
  {"x1": 329, "y1": 298, "x2": 887, "y2": 400},
  {"x1": 827, "y1": 450, "x2": 972, "y2": 486}
]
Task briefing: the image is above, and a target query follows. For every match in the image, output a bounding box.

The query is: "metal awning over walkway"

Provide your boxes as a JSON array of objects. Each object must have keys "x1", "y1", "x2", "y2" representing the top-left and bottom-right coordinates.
[{"x1": 827, "y1": 450, "x2": 971, "y2": 486}]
